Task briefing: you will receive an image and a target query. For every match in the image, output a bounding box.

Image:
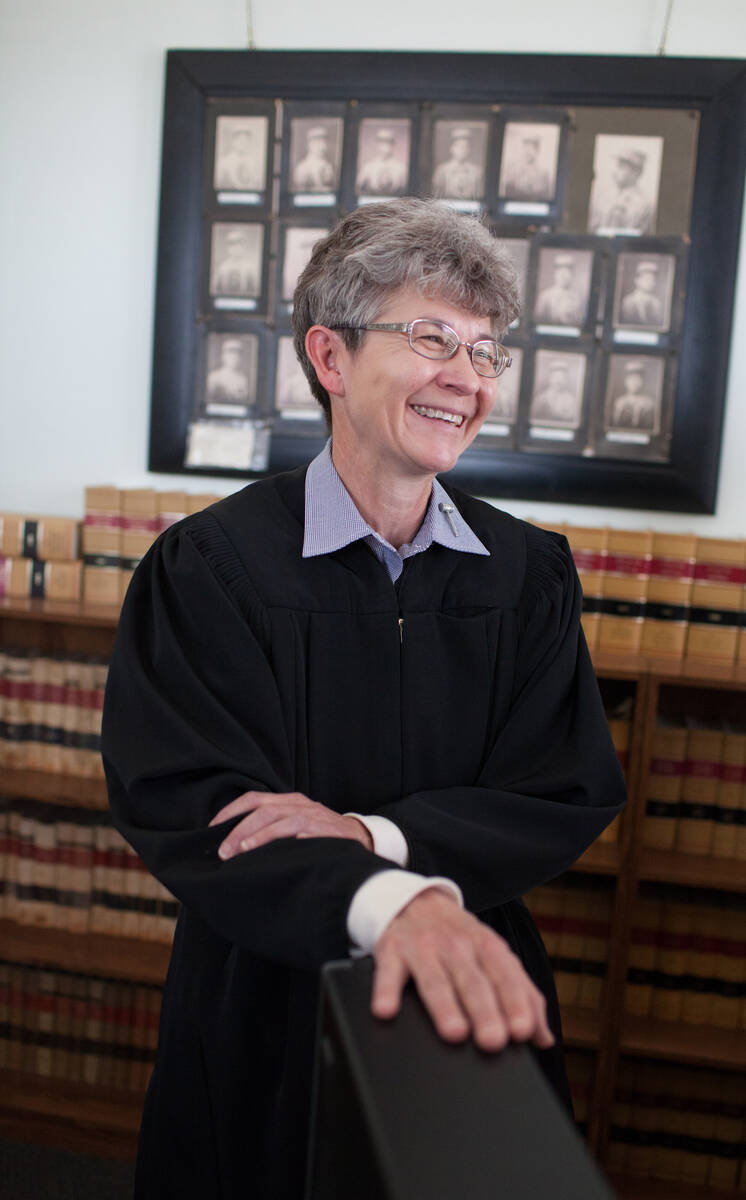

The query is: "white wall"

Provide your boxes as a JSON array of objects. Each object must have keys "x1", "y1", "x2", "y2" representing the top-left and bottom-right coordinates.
[{"x1": 1, "y1": 0, "x2": 744, "y2": 533}]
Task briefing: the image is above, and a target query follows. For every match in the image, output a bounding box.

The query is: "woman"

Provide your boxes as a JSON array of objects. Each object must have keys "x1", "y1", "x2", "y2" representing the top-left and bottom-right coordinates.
[{"x1": 102, "y1": 198, "x2": 625, "y2": 1199}]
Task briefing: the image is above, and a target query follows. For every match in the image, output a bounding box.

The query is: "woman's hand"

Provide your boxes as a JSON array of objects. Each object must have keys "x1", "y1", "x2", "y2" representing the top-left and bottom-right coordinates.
[
  {"x1": 372, "y1": 888, "x2": 555, "y2": 1053},
  {"x1": 209, "y1": 790, "x2": 373, "y2": 859}
]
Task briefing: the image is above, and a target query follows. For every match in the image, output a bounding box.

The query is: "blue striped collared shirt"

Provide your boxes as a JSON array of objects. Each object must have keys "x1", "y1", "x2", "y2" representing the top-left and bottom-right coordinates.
[{"x1": 302, "y1": 440, "x2": 489, "y2": 582}]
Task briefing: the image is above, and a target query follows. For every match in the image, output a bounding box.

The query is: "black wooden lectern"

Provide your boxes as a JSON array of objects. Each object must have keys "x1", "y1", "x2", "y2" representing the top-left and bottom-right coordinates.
[{"x1": 306, "y1": 958, "x2": 616, "y2": 1200}]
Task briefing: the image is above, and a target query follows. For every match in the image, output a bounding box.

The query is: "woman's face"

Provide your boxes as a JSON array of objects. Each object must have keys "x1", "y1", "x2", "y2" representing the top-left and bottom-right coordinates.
[{"x1": 328, "y1": 285, "x2": 498, "y2": 483}]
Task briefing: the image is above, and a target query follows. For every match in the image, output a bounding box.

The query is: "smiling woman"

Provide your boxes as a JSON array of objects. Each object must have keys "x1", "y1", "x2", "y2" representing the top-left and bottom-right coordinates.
[
  {"x1": 294, "y1": 198, "x2": 520, "y2": 543},
  {"x1": 102, "y1": 196, "x2": 626, "y2": 1200}
]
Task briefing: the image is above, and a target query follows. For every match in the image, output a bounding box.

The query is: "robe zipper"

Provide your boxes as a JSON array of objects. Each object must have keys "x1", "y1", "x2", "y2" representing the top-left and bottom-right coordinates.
[{"x1": 398, "y1": 616, "x2": 404, "y2": 644}]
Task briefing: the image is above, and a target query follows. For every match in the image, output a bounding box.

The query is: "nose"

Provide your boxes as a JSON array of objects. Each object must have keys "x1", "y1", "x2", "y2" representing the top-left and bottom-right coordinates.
[{"x1": 435, "y1": 343, "x2": 481, "y2": 393}]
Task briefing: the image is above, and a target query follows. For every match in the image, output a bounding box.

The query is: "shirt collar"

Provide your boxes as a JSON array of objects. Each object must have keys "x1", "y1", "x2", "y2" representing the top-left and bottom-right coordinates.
[{"x1": 302, "y1": 440, "x2": 489, "y2": 560}]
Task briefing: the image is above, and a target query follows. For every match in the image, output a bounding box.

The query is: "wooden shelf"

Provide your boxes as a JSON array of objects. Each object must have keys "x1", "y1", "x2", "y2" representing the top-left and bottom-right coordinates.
[
  {"x1": 1, "y1": 766, "x2": 108, "y2": 809},
  {"x1": 3, "y1": 561, "x2": 746, "y2": 1168},
  {"x1": 0, "y1": 1070, "x2": 145, "y2": 1136},
  {"x1": 561, "y1": 1005, "x2": 601, "y2": 1050},
  {"x1": 573, "y1": 840, "x2": 621, "y2": 876},
  {"x1": 0, "y1": 920, "x2": 170, "y2": 984},
  {"x1": 637, "y1": 849, "x2": 746, "y2": 893},
  {"x1": 620, "y1": 1014, "x2": 746, "y2": 1071},
  {"x1": 609, "y1": 1172, "x2": 741, "y2": 1200},
  {"x1": 590, "y1": 650, "x2": 746, "y2": 690},
  {"x1": 0, "y1": 596, "x2": 120, "y2": 627}
]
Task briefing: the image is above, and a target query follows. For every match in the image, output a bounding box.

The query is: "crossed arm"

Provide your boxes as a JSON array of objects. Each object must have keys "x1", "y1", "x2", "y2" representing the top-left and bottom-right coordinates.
[{"x1": 210, "y1": 789, "x2": 554, "y2": 1054}]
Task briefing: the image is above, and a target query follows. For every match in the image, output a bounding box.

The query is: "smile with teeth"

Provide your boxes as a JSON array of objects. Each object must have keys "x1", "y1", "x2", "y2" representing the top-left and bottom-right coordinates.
[{"x1": 411, "y1": 404, "x2": 464, "y2": 427}]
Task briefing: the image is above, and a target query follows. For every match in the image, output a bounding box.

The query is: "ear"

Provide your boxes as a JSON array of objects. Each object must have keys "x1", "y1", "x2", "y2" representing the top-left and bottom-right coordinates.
[{"x1": 305, "y1": 326, "x2": 346, "y2": 398}]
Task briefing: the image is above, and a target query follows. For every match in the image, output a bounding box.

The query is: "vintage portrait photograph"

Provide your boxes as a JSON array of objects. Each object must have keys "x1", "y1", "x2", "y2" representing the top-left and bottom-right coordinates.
[
  {"x1": 213, "y1": 115, "x2": 269, "y2": 193},
  {"x1": 529, "y1": 350, "x2": 586, "y2": 428},
  {"x1": 604, "y1": 354, "x2": 664, "y2": 435},
  {"x1": 209, "y1": 222, "x2": 264, "y2": 299},
  {"x1": 481, "y1": 346, "x2": 523, "y2": 427},
  {"x1": 491, "y1": 236, "x2": 529, "y2": 316},
  {"x1": 204, "y1": 332, "x2": 258, "y2": 412},
  {"x1": 498, "y1": 122, "x2": 560, "y2": 203},
  {"x1": 281, "y1": 226, "x2": 329, "y2": 304},
  {"x1": 289, "y1": 117, "x2": 343, "y2": 194},
  {"x1": 355, "y1": 118, "x2": 411, "y2": 196},
  {"x1": 612, "y1": 252, "x2": 675, "y2": 333},
  {"x1": 430, "y1": 120, "x2": 488, "y2": 202},
  {"x1": 533, "y1": 247, "x2": 594, "y2": 329},
  {"x1": 275, "y1": 335, "x2": 320, "y2": 417},
  {"x1": 588, "y1": 134, "x2": 663, "y2": 236}
]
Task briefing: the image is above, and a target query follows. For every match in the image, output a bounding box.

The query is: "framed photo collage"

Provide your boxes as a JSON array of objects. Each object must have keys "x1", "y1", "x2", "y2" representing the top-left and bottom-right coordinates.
[{"x1": 150, "y1": 52, "x2": 746, "y2": 512}]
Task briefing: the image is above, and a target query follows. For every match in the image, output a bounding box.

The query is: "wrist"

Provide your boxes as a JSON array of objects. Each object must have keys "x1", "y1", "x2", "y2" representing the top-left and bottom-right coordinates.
[{"x1": 346, "y1": 816, "x2": 374, "y2": 851}]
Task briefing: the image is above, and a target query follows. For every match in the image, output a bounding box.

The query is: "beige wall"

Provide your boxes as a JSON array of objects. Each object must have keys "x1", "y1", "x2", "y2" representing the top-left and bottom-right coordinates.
[{"x1": 0, "y1": 0, "x2": 744, "y2": 532}]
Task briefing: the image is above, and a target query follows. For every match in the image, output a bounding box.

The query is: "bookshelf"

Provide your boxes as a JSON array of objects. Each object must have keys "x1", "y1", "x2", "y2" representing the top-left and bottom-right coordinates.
[{"x1": 2, "y1": 599, "x2": 745, "y2": 1193}]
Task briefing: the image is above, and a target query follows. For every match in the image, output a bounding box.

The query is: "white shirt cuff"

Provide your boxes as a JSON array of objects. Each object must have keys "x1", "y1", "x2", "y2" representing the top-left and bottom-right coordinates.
[
  {"x1": 346, "y1": 869, "x2": 463, "y2": 956},
  {"x1": 345, "y1": 813, "x2": 409, "y2": 866}
]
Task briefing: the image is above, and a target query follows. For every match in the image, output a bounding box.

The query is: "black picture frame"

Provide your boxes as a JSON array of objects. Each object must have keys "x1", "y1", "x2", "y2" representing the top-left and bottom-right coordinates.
[{"x1": 149, "y1": 49, "x2": 746, "y2": 513}]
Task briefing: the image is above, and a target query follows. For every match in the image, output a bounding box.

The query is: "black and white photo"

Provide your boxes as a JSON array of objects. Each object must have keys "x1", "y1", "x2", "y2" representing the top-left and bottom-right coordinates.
[
  {"x1": 213, "y1": 116, "x2": 269, "y2": 193},
  {"x1": 588, "y1": 135, "x2": 663, "y2": 236},
  {"x1": 498, "y1": 122, "x2": 560, "y2": 202},
  {"x1": 530, "y1": 351, "x2": 586, "y2": 428},
  {"x1": 431, "y1": 121, "x2": 487, "y2": 202},
  {"x1": 533, "y1": 248, "x2": 593, "y2": 329},
  {"x1": 355, "y1": 119, "x2": 411, "y2": 196},
  {"x1": 482, "y1": 347, "x2": 523, "y2": 427},
  {"x1": 281, "y1": 226, "x2": 328, "y2": 304},
  {"x1": 289, "y1": 117, "x2": 343, "y2": 194},
  {"x1": 605, "y1": 355, "x2": 664, "y2": 434},
  {"x1": 492, "y1": 237, "x2": 529, "y2": 316},
  {"x1": 204, "y1": 333, "x2": 258, "y2": 413},
  {"x1": 274, "y1": 335, "x2": 319, "y2": 417},
  {"x1": 209, "y1": 223, "x2": 263, "y2": 299},
  {"x1": 613, "y1": 253, "x2": 675, "y2": 332}
]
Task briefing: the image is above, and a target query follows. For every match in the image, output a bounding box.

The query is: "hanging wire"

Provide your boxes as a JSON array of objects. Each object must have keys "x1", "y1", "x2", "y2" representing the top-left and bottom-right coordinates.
[{"x1": 657, "y1": 0, "x2": 675, "y2": 56}]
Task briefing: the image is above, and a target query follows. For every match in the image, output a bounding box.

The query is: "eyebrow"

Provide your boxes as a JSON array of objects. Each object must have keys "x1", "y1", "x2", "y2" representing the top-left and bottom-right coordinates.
[{"x1": 421, "y1": 315, "x2": 496, "y2": 342}]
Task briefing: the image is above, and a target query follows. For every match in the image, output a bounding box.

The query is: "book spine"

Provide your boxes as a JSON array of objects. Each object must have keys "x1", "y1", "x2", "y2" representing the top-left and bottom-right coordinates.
[
  {"x1": 676, "y1": 724, "x2": 724, "y2": 856},
  {"x1": 713, "y1": 730, "x2": 746, "y2": 858},
  {"x1": 643, "y1": 722, "x2": 687, "y2": 850}
]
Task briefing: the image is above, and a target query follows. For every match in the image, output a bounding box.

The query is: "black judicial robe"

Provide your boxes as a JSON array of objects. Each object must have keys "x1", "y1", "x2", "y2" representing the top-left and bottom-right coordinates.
[{"x1": 101, "y1": 466, "x2": 626, "y2": 1200}]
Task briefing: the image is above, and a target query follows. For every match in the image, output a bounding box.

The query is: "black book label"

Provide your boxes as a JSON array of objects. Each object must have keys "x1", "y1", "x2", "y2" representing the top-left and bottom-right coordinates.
[
  {"x1": 644, "y1": 601, "x2": 690, "y2": 622},
  {"x1": 689, "y1": 606, "x2": 741, "y2": 628},
  {"x1": 599, "y1": 598, "x2": 645, "y2": 618},
  {"x1": 22, "y1": 520, "x2": 38, "y2": 559},
  {"x1": 30, "y1": 561, "x2": 46, "y2": 599}
]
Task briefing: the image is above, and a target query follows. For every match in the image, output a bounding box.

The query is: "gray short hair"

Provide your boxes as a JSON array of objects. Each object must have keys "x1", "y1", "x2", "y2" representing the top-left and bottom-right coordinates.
[{"x1": 291, "y1": 197, "x2": 520, "y2": 424}]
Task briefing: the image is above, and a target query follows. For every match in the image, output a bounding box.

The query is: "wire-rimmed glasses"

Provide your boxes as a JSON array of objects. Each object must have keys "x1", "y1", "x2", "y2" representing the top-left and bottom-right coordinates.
[{"x1": 330, "y1": 319, "x2": 512, "y2": 379}]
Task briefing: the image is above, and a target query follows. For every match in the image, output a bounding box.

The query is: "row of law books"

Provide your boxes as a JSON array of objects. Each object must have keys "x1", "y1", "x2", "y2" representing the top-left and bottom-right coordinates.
[
  {"x1": 558, "y1": 526, "x2": 746, "y2": 667},
  {"x1": 525, "y1": 875, "x2": 614, "y2": 1011},
  {"x1": 608, "y1": 1057, "x2": 746, "y2": 1190},
  {"x1": 625, "y1": 886, "x2": 746, "y2": 1030},
  {"x1": 0, "y1": 959, "x2": 161, "y2": 1092},
  {"x1": 643, "y1": 717, "x2": 746, "y2": 860},
  {"x1": 83, "y1": 485, "x2": 224, "y2": 604},
  {"x1": 0, "y1": 512, "x2": 82, "y2": 602},
  {"x1": 0, "y1": 647, "x2": 107, "y2": 777},
  {"x1": 0, "y1": 796, "x2": 179, "y2": 943}
]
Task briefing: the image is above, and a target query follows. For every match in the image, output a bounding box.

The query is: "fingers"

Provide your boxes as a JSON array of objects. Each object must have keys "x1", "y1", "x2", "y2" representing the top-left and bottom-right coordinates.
[
  {"x1": 208, "y1": 791, "x2": 263, "y2": 828},
  {"x1": 477, "y1": 934, "x2": 554, "y2": 1049},
  {"x1": 217, "y1": 803, "x2": 308, "y2": 859},
  {"x1": 374, "y1": 895, "x2": 555, "y2": 1053},
  {"x1": 371, "y1": 946, "x2": 408, "y2": 1021},
  {"x1": 214, "y1": 793, "x2": 370, "y2": 859}
]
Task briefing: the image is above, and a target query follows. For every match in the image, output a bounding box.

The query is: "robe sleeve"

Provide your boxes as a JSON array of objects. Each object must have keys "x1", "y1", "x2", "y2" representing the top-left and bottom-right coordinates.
[
  {"x1": 375, "y1": 529, "x2": 627, "y2": 913},
  {"x1": 101, "y1": 516, "x2": 390, "y2": 970}
]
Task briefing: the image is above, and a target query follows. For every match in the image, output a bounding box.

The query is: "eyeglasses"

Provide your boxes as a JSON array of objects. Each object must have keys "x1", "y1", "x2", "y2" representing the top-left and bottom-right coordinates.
[{"x1": 329, "y1": 319, "x2": 512, "y2": 379}]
